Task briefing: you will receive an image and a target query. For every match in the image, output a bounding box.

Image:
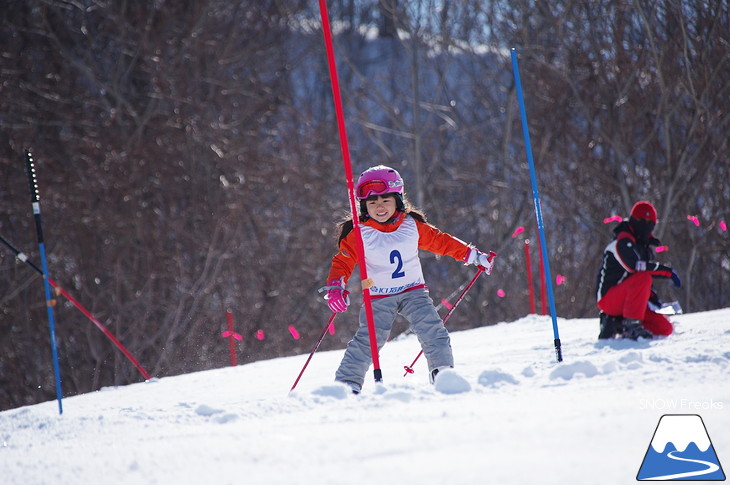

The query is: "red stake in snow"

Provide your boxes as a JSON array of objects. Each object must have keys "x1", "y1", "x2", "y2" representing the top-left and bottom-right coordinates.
[{"x1": 221, "y1": 310, "x2": 242, "y2": 367}]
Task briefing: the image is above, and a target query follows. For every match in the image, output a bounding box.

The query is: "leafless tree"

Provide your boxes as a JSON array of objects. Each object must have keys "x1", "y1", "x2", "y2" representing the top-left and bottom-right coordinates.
[{"x1": 1, "y1": 0, "x2": 727, "y2": 411}]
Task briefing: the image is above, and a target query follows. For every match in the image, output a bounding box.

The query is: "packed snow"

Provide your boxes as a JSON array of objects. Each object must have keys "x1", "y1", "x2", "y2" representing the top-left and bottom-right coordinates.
[{"x1": 2, "y1": 308, "x2": 728, "y2": 485}]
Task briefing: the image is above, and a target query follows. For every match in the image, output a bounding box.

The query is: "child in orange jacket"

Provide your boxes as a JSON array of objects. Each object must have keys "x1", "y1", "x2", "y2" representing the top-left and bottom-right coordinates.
[{"x1": 322, "y1": 165, "x2": 494, "y2": 393}]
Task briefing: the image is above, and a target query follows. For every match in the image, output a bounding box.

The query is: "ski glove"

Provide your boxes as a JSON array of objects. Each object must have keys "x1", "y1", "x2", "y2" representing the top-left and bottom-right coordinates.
[
  {"x1": 321, "y1": 277, "x2": 350, "y2": 313},
  {"x1": 466, "y1": 248, "x2": 496, "y2": 274},
  {"x1": 670, "y1": 270, "x2": 682, "y2": 288}
]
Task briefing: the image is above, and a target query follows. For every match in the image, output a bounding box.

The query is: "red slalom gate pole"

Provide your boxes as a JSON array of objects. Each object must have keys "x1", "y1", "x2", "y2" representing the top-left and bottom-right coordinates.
[
  {"x1": 524, "y1": 239, "x2": 536, "y2": 314},
  {"x1": 537, "y1": 237, "x2": 547, "y2": 315},
  {"x1": 290, "y1": 313, "x2": 337, "y2": 392},
  {"x1": 403, "y1": 253, "x2": 496, "y2": 377},
  {"x1": 221, "y1": 310, "x2": 242, "y2": 367},
  {"x1": 318, "y1": 0, "x2": 382, "y2": 383}
]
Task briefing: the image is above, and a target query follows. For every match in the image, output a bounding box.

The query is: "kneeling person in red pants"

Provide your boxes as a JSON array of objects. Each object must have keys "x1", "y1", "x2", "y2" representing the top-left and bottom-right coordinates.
[{"x1": 595, "y1": 201, "x2": 681, "y2": 339}]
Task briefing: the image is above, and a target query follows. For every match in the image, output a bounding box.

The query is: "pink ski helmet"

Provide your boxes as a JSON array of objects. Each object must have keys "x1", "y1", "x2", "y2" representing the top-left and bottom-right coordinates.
[{"x1": 355, "y1": 165, "x2": 404, "y2": 200}]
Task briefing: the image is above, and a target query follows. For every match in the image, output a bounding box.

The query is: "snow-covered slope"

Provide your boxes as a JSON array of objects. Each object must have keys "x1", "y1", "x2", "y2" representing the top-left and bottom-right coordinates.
[{"x1": 2, "y1": 309, "x2": 728, "y2": 485}]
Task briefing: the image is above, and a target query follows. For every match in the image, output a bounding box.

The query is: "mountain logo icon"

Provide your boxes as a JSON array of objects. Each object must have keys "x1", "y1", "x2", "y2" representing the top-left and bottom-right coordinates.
[{"x1": 637, "y1": 414, "x2": 725, "y2": 481}]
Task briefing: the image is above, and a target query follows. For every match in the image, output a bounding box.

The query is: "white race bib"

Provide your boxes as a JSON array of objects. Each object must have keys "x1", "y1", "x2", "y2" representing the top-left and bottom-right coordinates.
[{"x1": 360, "y1": 216, "x2": 424, "y2": 296}]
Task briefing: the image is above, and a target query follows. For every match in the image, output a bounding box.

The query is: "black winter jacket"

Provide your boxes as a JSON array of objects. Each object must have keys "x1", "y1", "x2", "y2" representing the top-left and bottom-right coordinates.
[{"x1": 595, "y1": 221, "x2": 673, "y2": 301}]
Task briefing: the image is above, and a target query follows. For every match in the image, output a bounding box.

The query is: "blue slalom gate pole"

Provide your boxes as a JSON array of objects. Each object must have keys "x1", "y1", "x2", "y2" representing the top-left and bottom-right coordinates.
[
  {"x1": 510, "y1": 49, "x2": 563, "y2": 363},
  {"x1": 25, "y1": 150, "x2": 64, "y2": 413}
]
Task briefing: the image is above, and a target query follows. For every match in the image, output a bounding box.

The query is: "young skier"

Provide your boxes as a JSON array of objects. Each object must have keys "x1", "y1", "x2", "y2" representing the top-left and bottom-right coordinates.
[
  {"x1": 322, "y1": 165, "x2": 495, "y2": 393},
  {"x1": 595, "y1": 201, "x2": 680, "y2": 339}
]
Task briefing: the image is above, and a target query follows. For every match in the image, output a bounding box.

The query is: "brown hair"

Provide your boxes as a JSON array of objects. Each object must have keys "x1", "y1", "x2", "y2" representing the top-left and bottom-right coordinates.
[{"x1": 336, "y1": 194, "x2": 427, "y2": 244}]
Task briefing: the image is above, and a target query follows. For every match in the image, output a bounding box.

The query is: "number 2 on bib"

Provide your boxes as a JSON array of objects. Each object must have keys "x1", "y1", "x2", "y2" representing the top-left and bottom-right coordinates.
[{"x1": 390, "y1": 250, "x2": 406, "y2": 279}]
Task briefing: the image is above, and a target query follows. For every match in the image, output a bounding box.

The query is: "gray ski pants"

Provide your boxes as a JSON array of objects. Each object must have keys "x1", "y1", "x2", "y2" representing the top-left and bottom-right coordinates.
[{"x1": 335, "y1": 288, "x2": 453, "y2": 391}]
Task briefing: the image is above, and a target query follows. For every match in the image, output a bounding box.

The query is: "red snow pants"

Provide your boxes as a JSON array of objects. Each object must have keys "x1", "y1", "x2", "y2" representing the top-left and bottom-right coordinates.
[{"x1": 597, "y1": 271, "x2": 673, "y2": 336}]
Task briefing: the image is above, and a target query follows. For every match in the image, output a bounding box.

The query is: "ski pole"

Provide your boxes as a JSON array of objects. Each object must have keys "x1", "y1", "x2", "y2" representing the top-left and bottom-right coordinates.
[
  {"x1": 25, "y1": 149, "x2": 63, "y2": 414},
  {"x1": 318, "y1": 0, "x2": 382, "y2": 384},
  {"x1": 435, "y1": 274, "x2": 477, "y2": 313},
  {"x1": 289, "y1": 312, "x2": 337, "y2": 392},
  {"x1": 403, "y1": 252, "x2": 496, "y2": 376},
  {"x1": 0, "y1": 233, "x2": 151, "y2": 380}
]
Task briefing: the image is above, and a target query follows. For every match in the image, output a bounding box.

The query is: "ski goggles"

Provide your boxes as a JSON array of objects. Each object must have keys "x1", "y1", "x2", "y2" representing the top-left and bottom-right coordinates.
[{"x1": 356, "y1": 179, "x2": 403, "y2": 199}]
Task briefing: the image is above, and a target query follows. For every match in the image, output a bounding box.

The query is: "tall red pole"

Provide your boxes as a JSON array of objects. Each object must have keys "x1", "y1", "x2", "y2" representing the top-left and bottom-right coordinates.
[
  {"x1": 318, "y1": 0, "x2": 382, "y2": 382},
  {"x1": 537, "y1": 238, "x2": 547, "y2": 315},
  {"x1": 524, "y1": 240, "x2": 536, "y2": 314}
]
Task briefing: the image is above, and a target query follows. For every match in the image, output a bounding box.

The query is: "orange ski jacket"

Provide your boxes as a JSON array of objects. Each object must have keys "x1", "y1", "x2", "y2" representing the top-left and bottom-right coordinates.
[{"x1": 327, "y1": 211, "x2": 472, "y2": 286}]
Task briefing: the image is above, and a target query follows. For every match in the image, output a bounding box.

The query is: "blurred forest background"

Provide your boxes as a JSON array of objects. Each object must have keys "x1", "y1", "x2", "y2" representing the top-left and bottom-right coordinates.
[{"x1": 1, "y1": 0, "x2": 728, "y2": 411}]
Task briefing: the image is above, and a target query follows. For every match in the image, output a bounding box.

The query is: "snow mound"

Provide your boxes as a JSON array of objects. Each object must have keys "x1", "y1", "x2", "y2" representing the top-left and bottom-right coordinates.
[
  {"x1": 194, "y1": 404, "x2": 237, "y2": 423},
  {"x1": 433, "y1": 369, "x2": 471, "y2": 394},
  {"x1": 478, "y1": 369, "x2": 519, "y2": 387},
  {"x1": 549, "y1": 360, "x2": 600, "y2": 380},
  {"x1": 311, "y1": 383, "x2": 352, "y2": 399},
  {"x1": 195, "y1": 404, "x2": 223, "y2": 416}
]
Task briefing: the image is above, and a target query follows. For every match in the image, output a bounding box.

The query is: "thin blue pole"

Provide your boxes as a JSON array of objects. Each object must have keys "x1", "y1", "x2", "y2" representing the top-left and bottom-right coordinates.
[
  {"x1": 38, "y1": 242, "x2": 63, "y2": 413},
  {"x1": 26, "y1": 150, "x2": 64, "y2": 413},
  {"x1": 510, "y1": 49, "x2": 563, "y2": 363}
]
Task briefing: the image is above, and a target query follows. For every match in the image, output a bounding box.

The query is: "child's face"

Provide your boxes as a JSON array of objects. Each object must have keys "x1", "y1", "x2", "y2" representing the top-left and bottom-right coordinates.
[{"x1": 365, "y1": 194, "x2": 397, "y2": 223}]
